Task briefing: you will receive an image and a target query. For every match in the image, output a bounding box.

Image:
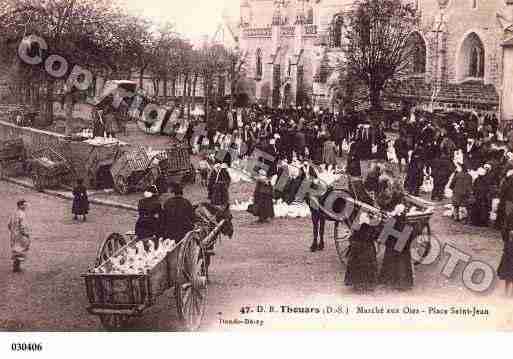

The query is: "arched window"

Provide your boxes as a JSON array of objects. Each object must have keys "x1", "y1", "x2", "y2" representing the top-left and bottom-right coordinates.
[
  {"x1": 256, "y1": 48, "x2": 262, "y2": 79},
  {"x1": 469, "y1": 45, "x2": 484, "y2": 77},
  {"x1": 306, "y1": 7, "x2": 314, "y2": 24},
  {"x1": 472, "y1": 0, "x2": 478, "y2": 9},
  {"x1": 459, "y1": 32, "x2": 485, "y2": 79},
  {"x1": 329, "y1": 14, "x2": 344, "y2": 48},
  {"x1": 406, "y1": 32, "x2": 426, "y2": 74}
]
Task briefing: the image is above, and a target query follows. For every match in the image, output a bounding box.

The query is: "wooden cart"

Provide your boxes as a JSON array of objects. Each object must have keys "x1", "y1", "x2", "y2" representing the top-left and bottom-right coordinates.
[
  {"x1": 156, "y1": 143, "x2": 194, "y2": 185},
  {"x1": 29, "y1": 147, "x2": 75, "y2": 191},
  {"x1": 315, "y1": 182, "x2": 434, "y2": 268},
  {"x1": 110, "y1": 147, "x2": 159, "y2": 194},
  {"x1": 0, "y1": 138, "x2": 27, "y2": 179},
  {"x1": 84, "y1": 143, "x2": 124, "y2": 189},
  {"x1": 82, "y1": 216, "x2": 227, "y2": 331}
]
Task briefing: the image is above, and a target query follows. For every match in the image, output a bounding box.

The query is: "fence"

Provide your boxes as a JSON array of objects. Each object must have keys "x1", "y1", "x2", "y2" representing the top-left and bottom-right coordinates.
[{"x1": 0, "y1": 119, "x2": 66, "y2": 156}]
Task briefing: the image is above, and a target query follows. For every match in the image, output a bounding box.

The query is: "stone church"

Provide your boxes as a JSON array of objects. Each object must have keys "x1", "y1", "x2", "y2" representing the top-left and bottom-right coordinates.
[{"x1": 237, "y1": 0, "x2": 513, "y2": 121}]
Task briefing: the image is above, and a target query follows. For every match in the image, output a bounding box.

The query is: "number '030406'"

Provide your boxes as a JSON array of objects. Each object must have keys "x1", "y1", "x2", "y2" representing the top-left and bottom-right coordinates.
[{"x1": 11, "y1": 343, "x2": 43, "y2": 351}]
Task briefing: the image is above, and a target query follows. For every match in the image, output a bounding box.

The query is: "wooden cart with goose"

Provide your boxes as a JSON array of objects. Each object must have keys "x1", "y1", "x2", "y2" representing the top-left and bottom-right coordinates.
[
  {"x1": 312, "y1": 178, "x2": 435, "y2": 268},
  {"x1": 81, "y1": 203, "x2": 232, "y2": 331}
]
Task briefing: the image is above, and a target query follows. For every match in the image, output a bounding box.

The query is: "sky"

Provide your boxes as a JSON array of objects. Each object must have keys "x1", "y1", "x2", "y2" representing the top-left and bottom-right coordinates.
[{"x1": 120, "y1": 0, "x2": 241, "y2": 46}]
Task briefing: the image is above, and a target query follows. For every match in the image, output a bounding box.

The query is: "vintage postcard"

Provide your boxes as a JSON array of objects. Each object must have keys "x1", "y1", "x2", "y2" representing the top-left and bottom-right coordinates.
[{"x1": 1, "y1": 0, "x2": 513, "y2": 348}]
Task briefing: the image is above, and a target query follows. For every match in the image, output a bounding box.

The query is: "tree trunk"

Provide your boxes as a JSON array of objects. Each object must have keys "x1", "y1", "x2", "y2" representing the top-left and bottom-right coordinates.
[
  {"x1": 64, "y1": 94, "x2": 74, "y2": 136},
  {"x1": 43, "y1": 79, "x2": 54, "y2": 127},
  {"x1": 152, "y1": 78, "x2": 160, "y2": 97},
  {"x1": 163, "y1": 76, "x2": 168, "y2": 100},
  {"x1": 171, "y1": 77, "x2": 176, "y2": 98},
  {"x1": 139, "y1": 66, "x2": 145, "y2": 89},
  {"x1": 369, "y1": 80, "x2": 383, "y2": 112},
  {"x1": 182, "y1": 73, "x2": 189, "y2": 109},
  {"x1": 203, "y1": 77, "x2": 209, "y2": 121},
  {"x1": 192, "y1": 74, "x2": 198, "y2": 111}
]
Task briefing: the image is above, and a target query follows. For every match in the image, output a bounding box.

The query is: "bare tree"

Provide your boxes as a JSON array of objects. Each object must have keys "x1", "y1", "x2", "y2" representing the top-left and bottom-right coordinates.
[{"x1": 343, "y1": 0, "x2": 417, "y2": 112}]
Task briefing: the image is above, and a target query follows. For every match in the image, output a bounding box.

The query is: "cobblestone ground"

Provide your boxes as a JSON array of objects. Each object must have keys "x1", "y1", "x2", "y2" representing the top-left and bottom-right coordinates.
[
  {"x1": 1, "y1": 179, "x2": 513, "y2": 332},
  {"x1": 2, "y1": 124, "x2": 513, "y2": 331}
]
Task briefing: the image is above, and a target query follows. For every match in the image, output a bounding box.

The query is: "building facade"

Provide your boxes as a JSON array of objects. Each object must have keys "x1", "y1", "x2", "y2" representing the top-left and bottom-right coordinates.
[{"x1": 238, "y1": 0, "x2": 513, "y2": 121}]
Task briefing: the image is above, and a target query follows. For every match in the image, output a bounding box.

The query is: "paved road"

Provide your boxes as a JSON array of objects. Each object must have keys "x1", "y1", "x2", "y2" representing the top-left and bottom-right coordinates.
[{"x1": 1, "y1": 181, "x2": 512, "y2": 331}]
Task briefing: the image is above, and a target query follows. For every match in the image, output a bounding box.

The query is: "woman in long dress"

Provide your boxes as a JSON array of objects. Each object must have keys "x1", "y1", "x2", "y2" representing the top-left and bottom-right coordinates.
[
  {"x1": 322, "y1": 135, "x2": 337, "y2": 169},
  {"x1": 377, "y1": 178, "x2": 414, "y2": 290},
  {"x1": 344, "y1": 213, "x2": 378, "y2": 293},
  {"x1": 346, "y1": 139, "x2": 362, "y2": 178},
  {"x1": 470, "y1": 167, "x2": 490, "y2": 226},
  {"x1": 252, "y1": 170, "x2": 275, "y2": 222},
  {"x1": 497, "y1": 170, "x2": 513, "y2": 295}
]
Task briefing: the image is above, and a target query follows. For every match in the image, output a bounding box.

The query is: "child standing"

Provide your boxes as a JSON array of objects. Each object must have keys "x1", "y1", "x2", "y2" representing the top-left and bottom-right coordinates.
[{"x1": 72, "y1": 179, "x2": 89, "y2": 221}]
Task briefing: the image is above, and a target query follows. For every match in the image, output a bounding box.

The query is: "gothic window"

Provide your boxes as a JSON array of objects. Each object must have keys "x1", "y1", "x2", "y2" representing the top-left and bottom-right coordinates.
[
  {"x1": 472, "y1": 0, "x2": 477, "y2": 9},
  {"x1": 306, "y1": 7, "x2": 314, "y2": 24},
  {"x1": 256, "y1": 48, "x2": 263, "y2": 79},
  {"x1": 329, "y1": 14, "x2": 344, "y2": 48},
  {"x1": 459, "y1": 32, "x2": 485, "y2": 79},
  {"x1": 469, "y1": 45, "x2": 484, "y2": 77},
  {"x1": 407, "y1": 32, "x2": 426, "y2": 74}
]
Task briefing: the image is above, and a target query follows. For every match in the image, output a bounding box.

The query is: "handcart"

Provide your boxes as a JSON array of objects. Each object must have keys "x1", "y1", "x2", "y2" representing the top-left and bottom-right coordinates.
[
  {"x1": 82, "y1": 204, "x2": 229, "y2": 331},
  {"x1": 155, "y1": 143, "x2": 195, "y2": 186},
  {"x1": 315, "y1": 180, "x2": 434, "y2": 267},
  {"x1": 29, "y1": 147, "x2": 75, "y2": 191},
  {"x1": 110, "y1": 147, "x2": 159, "y2": 194},
  {"x1": 84, "y1": 143, "x2": 124, "y2": 189},
  {"x1": 0, "y1": 138, "x2": 27, "y2": 178}
]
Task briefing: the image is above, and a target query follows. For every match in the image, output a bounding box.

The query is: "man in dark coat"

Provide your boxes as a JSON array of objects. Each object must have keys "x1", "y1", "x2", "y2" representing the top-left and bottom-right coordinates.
[
  {"x1": 135, "y1": 186, "x2": 162, "y2": 239},
  {"x1": 161, "y1": 185, "x2": 194, "y2": 243}
]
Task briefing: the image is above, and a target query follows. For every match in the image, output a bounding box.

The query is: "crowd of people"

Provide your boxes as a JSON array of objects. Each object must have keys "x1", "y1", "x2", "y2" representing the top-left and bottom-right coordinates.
[{"x1": 9, "y1": 101, "x2": 513, "y2": 296}]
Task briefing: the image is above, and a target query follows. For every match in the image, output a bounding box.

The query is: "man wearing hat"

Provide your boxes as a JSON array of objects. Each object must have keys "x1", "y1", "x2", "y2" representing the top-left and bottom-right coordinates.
[
  {"x1": 161, "y1": 184, "x2": 194, "y2": 243},
  {"x1": 8, "y1": 199, "x2": 31, "y2": 272},
  {"x1": 135, "y1": 186, "x2": 162, "y2": 240}
]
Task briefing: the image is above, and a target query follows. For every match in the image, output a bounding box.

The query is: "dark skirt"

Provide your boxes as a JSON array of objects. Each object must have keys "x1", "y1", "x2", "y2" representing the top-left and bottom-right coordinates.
[
  {"x1": 344, "y1": 229, "x2": 378, "y2": 292},
  {"x1": 72, "y1": 196, "x2": 89, "y2": 215},
  {"x1": 135, "y1": 217, "x2": 160, "y2": 239},
  {"x1": 470, "y1": 199, "x2": 490, "y2": 227},
  {"x1": 253, "y1": 193, "x2": 275, "y2": 220},
  {"x1": 498, "y1": 239, "x2": 513, "y2": 280},
  {"x1": 379, "y1": 244, "x2": 414, "y2": 290}
]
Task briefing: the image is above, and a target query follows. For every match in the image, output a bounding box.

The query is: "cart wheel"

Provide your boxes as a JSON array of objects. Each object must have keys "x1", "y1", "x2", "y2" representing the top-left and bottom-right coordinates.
[
  {"x1": 114, "y1": 175, "x2": 129, "y2": 194},
  {"x1": 99, "y1": 314, "x2": 130, "y2": 331},
  {"x1": 411, "y1": 224, "x2": 432, "y2": 266},
  {"x1": 175, "y1": 231, "x2": 207, "y2": 331},
  {"x1": 333, "y1": 222, "x2": 352, "y2": 265},
  {"x1": 96, "y1": 233, "x2": 129, "y2": 267}
]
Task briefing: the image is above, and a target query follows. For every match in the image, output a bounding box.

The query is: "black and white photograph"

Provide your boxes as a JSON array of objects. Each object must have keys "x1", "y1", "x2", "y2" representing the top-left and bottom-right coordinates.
[{"x1": 1, "y1": 0, "x2": 513, "y2": 352}]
